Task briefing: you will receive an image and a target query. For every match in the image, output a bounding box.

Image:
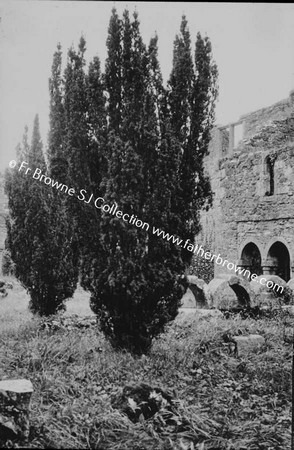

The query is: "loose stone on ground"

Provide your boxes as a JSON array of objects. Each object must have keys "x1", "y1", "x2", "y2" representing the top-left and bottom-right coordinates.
[{"x1": 0, "y1": 379, "x2": 33, "y2": 441}]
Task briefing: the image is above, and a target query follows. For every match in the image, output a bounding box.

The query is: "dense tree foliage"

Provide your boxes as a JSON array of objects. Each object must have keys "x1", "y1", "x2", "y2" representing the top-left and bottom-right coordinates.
[
  {"x1": 79, "y1": 10, "x2": 218, "y2": 353},
  {"x1": 5, "y1": 10, "x2": 218, "y2": 351},
  {"x1": 168, "y1": 16, "x2": 218, "y2": 265},
  {"x1": 5, "y1": 116, "x2": 78, "y2": 315}
]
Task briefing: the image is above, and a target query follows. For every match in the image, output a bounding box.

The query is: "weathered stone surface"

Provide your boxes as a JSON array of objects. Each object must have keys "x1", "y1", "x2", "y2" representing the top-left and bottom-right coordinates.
[
  {"x1": 207, "y1": 275, "x2": 253, "y2": 310},
  {"x1": 192, "y1": 92, "x2": 294, "y2": 287},
  {"x1": 0, "y1": 413, "x2": 18, "y2": 439},
  {"x1": 180, "y1": 288, "x2": 197, "y2": 308},
  {"x1": 207, "y1": 278, "x2": 237, "y2": 310},
  {"x1": 0, "y1": 379, "x2": 33, "y2": 440},
  {"x1": 232, "y1": 335, "x2": 266, "y2": 356},
  {"x1": 250, "y1": 275, "x2": 288, "y2": 307},
  {"x1": 0, "y1": 379, "x2": 33, "y2": 396},
  {"x1": 287, "y1": 278, "x2": 294, "y2": 292},
  {"x1": 181, "y1": 275, "x2": 211, "y2": 308}
]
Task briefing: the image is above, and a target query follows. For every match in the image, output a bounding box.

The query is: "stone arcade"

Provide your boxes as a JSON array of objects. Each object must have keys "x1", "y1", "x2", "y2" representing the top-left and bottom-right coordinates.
[
  {"x1": 196, "y1": 89, "x2": 294, "y2": 286},
  {"x1": 182, "y1": 89, "x2": 294, "y2": 309},
  {"x1": 1, "y1": 91, "x2": 294, "y2": 308}
]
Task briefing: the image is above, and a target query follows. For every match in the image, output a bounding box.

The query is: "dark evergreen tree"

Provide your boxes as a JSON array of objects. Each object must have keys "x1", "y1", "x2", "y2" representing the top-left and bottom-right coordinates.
[
  {"x1": 86, "y1": 11, "x2": 188, "y2": 354},
  {"x1": 63, "y1": 36, "x2": 91, "y2": 192},
  {"x1": 48, "y1": 43, "x2": 67, "y2": 180},
  {"x1": 192, "y1": 32, "x2": 218, "y2": 207},
  {"x1": 168, "y1": 16, "x2": 218, "y2": 265},
  {"x1": 47, "y1": 43, "x2": 80, "y2": 308},
  {"x1": 80, "y1": 54, "x2": 107, "y2": 288},
  {"x1": 85, "y1": 55, "x2": 107, "y2": 195},
  {"x1": 62, "y1": 36, "x2": 98, "y2": 266},
  {"x1": 5, "y1": 116, "x2": 78, "y2": 315},
  {"x1": 104, "y1": 8, "x2": 122, "y2": 132}
]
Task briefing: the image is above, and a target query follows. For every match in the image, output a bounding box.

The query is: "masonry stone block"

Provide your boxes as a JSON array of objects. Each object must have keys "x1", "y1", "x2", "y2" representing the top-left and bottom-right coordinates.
[
  {"x1": 195, "y1": 92, "x2": 294, "y2": 287},
  {"x1": 287, "y1": 278, "x2": 294, "y2": 292},
  {"x1": 0, "y1": 379, "x2": 33, "y2": 440},
  {"x1": 207, "y1": 275, "x2": 253, "y2": 310},
  {"x1": 181, "y1": 275, "x2": 211, "y2": 308},
  {"x1": 250, "y1": 275, "x2": 287, "y2": 307},
  {"x1": 232, "y1": 334, "x2": 266, "y2": 356}
]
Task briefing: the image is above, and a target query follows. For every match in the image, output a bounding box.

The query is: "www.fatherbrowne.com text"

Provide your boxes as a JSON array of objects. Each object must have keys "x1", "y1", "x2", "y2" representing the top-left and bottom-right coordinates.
[{"x1": 13, "y1": 160, "x2": 284, "y2": 294}]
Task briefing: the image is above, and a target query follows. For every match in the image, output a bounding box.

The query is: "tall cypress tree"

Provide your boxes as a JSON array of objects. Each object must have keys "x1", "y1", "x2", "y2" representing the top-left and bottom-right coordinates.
[
  {"x1": 168, "y1": 16, "x2": 218, "y2": 265},
  {"x1": 85, "y1": 55, "x2": 107, "y2": 194},
  {"x1": 5, "y1": 116, "x2": 77, "y2": 315},
  {"x1": 80, "y1": 55, "x2": 107, "y2": 290},
  {"x1": 104, "y1": 8, "x2": 122, "y2": 133},
  {"x1": 192, "y1": 32, "x2": 218, "y2": 209},
  {"x1": 62, "y1": 36, "x2": 94, "y2": 263},
  {"x1": 46, "y1": 43, "x2": 80, "y2": 308},
  {"x1": 48, "y1": 43, "x2": 66, "y2": 180},
  {"x1": 63, "y1": 37, "x2": 90, "y2": 192},
  {"x1": 86, "y1": 10, "x2": 187, "y2": 354}
]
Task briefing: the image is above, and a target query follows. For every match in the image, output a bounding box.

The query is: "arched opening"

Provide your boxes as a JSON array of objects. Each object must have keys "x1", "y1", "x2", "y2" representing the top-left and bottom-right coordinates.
[
  {"x1": 230, "y1": 284, "x2": 250, "y2": 308},
  {"x1": 188, "y1": 284, "x2": 207, "y2": 308},
  {"x1": 241, "y1": 243, "x2": 262, "y2": 276},
  {"x1": 265, "y1": 155, "x2": 275, "y2": 196},
  {"x1": 267, "y1": 241, "x2": 291, "y2": 282}
]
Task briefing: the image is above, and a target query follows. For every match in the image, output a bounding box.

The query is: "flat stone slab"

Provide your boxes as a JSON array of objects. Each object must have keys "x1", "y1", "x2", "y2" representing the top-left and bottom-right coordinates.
[
  {"x1": 232, "y1": 334, "x2": 265, "y2": 356},
  {"x1": 0, "y1": 379, "x2": 33, "y2": 395}
]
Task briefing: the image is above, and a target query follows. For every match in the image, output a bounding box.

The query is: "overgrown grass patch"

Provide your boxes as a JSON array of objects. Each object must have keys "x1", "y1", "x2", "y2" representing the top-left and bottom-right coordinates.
[{"x1": 0, "y1": 283, "x2": 292, "y2": 449}]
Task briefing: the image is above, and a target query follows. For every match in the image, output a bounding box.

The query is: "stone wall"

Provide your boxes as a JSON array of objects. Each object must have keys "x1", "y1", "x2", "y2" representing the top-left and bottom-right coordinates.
[
  {"x1": 198, "y1": 91, "x2": 294, "y2": 282},
  {"x1": 241, "y1": 91, "x2": 294, "y2": 139}
]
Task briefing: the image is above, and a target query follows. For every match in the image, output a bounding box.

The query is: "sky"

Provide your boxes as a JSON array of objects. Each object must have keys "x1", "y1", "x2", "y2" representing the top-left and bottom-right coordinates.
[{"x1": 1, "y1": 1, "x2": 294, "y2": 171}]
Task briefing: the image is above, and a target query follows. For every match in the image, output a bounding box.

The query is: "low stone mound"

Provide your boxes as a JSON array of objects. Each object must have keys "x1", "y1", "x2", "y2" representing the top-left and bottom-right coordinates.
[
  {"x1": 0, "y1": 379, "x2": 33, "y2": 441},
  {"x1": 39, "y1": 314, "x2": 97, "y2": 332},
  {"x1": 207, "y1": 275, "x2": 254, "y2": 310},
  {"x1": 250, "y1": 275, "x2": 289, "y2": 307},
  {"x1": 232, "y1": 334, "x2": 266, "y2": 356},
  {"x1": 287, "y1": 278, "x2": 294, "y2": 292},
  {"x1": 181, "y1": 275, "x2": 211, "y2": 308}
]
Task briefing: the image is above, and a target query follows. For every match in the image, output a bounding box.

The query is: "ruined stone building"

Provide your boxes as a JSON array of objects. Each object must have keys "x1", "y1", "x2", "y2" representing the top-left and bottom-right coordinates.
[
  {"x1": 196, "y1": 89, "x2": 294, "y2": 284},
  {"x1": 0, "y1": 93, "x2": 294, "y2": 286}
]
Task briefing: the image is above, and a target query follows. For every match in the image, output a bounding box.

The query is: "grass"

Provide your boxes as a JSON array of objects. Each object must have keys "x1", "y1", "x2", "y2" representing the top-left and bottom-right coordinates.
[
  {"x1": 0, "y1": 278, "x2": 92, "y2": 335},
  {"x1": 0, "y1": 277, "x2": 292, "y2": 449}
]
